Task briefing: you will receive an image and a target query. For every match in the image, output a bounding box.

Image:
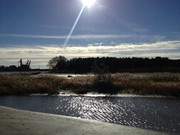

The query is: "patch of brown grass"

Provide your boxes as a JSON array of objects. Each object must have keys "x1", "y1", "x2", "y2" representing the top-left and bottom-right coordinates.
[
  {"x1": 0, "y1": 75, "x2": 65, "y2": 95},
  {"x1": 0, "y1": 73, "x2": 180, "y2": 96},
  {"x1": 112, "y1": 73, "x2": 180, "y2": 96}
]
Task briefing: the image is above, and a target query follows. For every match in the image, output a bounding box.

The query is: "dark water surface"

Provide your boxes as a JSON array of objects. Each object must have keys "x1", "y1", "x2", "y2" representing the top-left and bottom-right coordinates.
[{"x1": 0, "y1": 96, "x2": 180, "y2": 134}]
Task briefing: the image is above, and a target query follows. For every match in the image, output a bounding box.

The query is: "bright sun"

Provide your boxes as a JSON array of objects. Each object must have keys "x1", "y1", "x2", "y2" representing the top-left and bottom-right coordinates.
[{"x1": 81, "y1": 0, "x2": 96, "y2": 8}]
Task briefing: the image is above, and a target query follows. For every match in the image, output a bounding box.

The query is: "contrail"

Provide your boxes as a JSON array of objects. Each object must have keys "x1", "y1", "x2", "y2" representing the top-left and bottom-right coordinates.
[{"x1": 63, "y1": 6, "x2": 85, "y2": 46}]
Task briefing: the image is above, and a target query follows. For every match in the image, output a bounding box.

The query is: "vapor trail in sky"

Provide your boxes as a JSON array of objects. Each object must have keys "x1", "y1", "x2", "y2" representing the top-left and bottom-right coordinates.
[{"x1": 64, "y1": 6, "x2": 85, "y2": 46}]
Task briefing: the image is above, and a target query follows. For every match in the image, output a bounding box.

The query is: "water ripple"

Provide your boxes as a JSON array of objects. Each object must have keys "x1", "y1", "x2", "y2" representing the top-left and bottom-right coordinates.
[{"x1": 0, "y1": 96, "x2": 180, "y2": 134}]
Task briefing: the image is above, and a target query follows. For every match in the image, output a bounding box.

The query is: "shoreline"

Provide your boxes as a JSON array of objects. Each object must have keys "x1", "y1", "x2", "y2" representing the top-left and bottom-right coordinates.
[
  {"x1": 0, "y1": 92, "x2": 177, "y2": 99},
  {"x1": 1, "y1": 93, "x2": 179, "y2": 100},
  {"x1": 0, "y1": 106, "x2": 169, "y2": 135},
  {"x1": 29, "y1": 93, "x2": 179, "y2": 99}
]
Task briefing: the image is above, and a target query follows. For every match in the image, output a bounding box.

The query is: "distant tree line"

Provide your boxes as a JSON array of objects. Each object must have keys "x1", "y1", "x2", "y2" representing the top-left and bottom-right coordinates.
[
  {"x1": 48, "y1": 56, "x2": 180, "y2": 73},
  {"x1": 0, "y1": 59, "x2": 31, "y2": 72}
]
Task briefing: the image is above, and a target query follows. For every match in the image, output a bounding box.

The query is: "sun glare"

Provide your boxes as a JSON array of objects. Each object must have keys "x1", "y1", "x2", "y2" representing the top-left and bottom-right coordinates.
[{"x1": 81, "y1": 0, "x2": 96, "y2": 8}]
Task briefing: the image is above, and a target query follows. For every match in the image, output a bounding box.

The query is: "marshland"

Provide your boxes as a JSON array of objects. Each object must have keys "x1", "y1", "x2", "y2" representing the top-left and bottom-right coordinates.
[
  {"x1": 1, "y1": 0, "x2": 180, "y2": 134},
  {"x1": 0, "y1": 72, "x2": 180, "y2": 97}
]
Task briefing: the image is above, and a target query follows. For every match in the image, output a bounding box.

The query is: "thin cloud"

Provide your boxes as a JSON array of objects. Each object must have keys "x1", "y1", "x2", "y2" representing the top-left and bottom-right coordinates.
[
  {"x1": 0, "y1": 40, "x2": 180, "y2": 68},
  {"x1": 0, "y1": 33, "x2": 165, "y2": 41}
]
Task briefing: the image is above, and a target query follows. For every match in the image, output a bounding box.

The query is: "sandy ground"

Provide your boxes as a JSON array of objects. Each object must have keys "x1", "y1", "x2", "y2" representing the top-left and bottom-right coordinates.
[{"x1": 0, "y1": 106, "x2": 169, "y2": 135}]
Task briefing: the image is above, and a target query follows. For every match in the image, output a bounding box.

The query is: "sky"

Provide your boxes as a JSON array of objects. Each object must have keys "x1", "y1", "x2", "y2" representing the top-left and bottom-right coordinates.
[{"x1": 0, "y1": 0, "x2": 180, "y2": 68}]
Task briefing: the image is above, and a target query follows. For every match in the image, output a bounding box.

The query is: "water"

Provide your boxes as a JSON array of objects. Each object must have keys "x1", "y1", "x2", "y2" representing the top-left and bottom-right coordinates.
[{"x1": 0, "y1": 96, "x2": 180, "y2": 134}]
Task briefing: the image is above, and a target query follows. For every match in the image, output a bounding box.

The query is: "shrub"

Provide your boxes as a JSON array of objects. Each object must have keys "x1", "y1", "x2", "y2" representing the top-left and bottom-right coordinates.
[{"x1": 93, "y1": 74, "x2": 120, "y2": 94}]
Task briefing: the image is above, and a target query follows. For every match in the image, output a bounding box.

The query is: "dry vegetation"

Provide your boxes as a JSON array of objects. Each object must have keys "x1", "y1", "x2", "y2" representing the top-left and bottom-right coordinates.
[
  {"x1": 112, "y1": 73, "x2": 180, "y2": 96},
  {"x1": 0, "y1": 73, "x2": 180, "y2": 96},
  {"x1": 0, "y1": 75, "x2": 64, "y2": 95}
]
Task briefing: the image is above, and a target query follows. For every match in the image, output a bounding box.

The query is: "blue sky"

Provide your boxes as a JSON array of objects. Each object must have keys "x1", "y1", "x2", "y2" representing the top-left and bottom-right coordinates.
[{"x1": 0, "y1": 0, "x2": 180, "y2": 68}]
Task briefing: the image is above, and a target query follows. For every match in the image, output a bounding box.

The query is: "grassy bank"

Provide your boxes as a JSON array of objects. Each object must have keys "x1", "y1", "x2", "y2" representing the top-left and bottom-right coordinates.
[
  {"x1": 0, "y1": 75, "x2": 63, "y2": 95},
  {"x1": 0, "y1": 73, "x2": 180, "y2": 97}
]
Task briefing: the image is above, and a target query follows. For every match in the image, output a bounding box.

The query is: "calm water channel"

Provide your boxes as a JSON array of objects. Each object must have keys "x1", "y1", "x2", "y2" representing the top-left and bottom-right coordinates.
[{"x1": 0, "y1": 96, "x2": 180, "y2": 134}]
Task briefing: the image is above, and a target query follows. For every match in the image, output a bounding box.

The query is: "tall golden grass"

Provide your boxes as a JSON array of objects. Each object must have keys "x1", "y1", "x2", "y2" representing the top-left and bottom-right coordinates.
[
  {"x1": 0, "y1": 75, "x2": 64, "y2": 95},
  {"x1": 0, "y1": 73, "x2": 180, "y2": 96}
]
